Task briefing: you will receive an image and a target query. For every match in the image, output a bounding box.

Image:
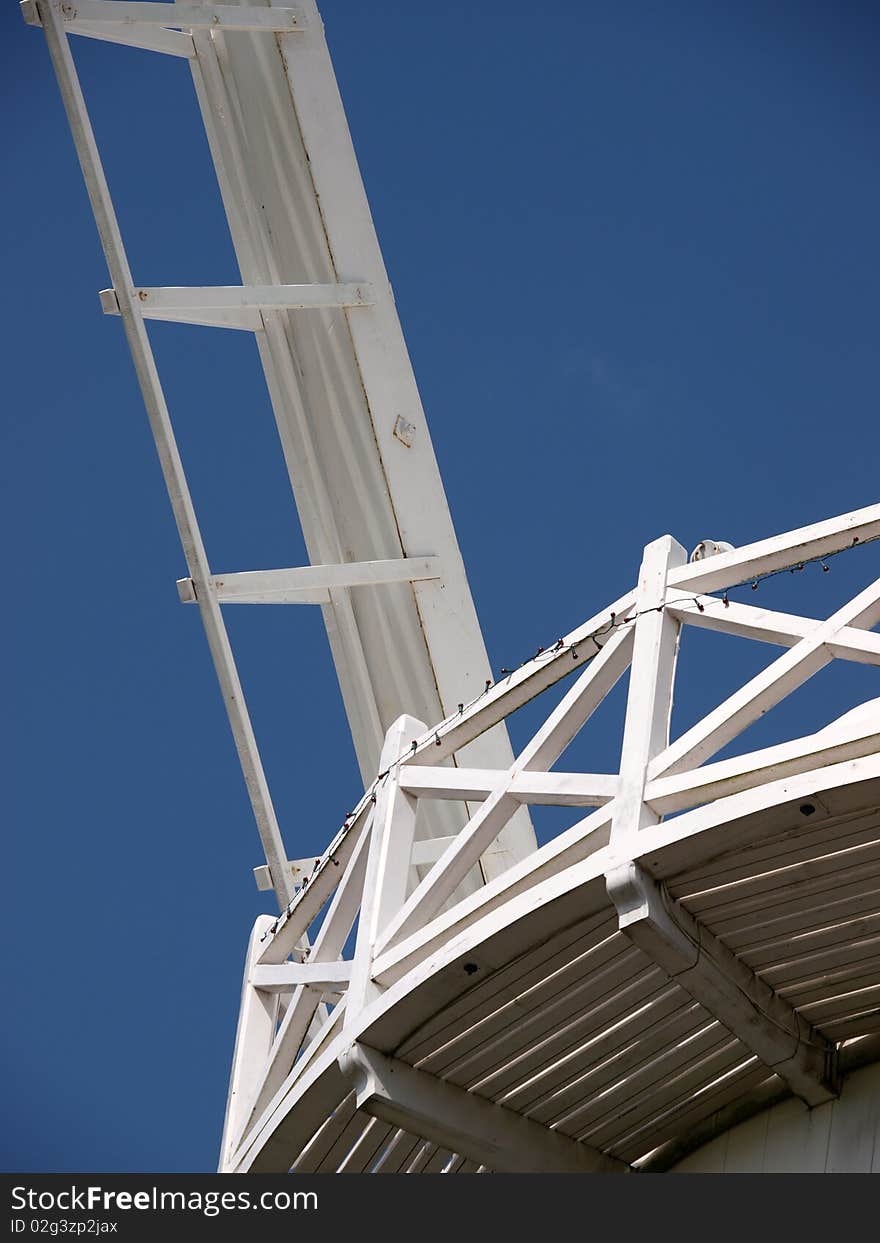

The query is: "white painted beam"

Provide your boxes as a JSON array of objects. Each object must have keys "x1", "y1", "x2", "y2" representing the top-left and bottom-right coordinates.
[
  {"x1": 177, "y1": 557, "x2": 442, "y2": 607},
  {"x1": 607, "y1": 863, "x2": 838, "y2": 1107},
  {"x1": 186, "y1": 10, "x2": 537, "y2": 883},
  {"x1": 250, "y1": 961, "x2": 351, "y2": 994},
  {"x1": 21, "y1": 2, "x2": 196, "y2": 56},
  {"x1": 646, "y1": 722, "x2": 880, "y2": 815},
  {"x1": 398, "y1": 765, "x2": 618, "y2": 807},
  {"x1": 669, "y1": 596, "x2": 880, "y2": 666},
  {"x1": 669, "y1": 502, "x2": 880, "y2": 596},
  {"x1": 99, "y1": 287, "x2": 260, "y2": 331},
  {"x1": 652, "y1": 573, "x2": 880, "y2": 779},
  {"x1": 28, "y1": 1, "x2": 305, "y2": 33},
  {"x1": 515, "y1": 626, "x2": 635, "y2": 774},
  {"x1": 100, "y1": 284, "x2": 373, "y2": 331},
  {"x1": 339, "y1": 1043, "x2": 627, "y2": 1173}
]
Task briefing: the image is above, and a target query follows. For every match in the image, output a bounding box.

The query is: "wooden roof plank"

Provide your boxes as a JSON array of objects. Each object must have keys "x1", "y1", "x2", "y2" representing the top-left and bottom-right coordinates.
[
  {"x1": 337, "y1": 1117, "x2": 396, "y2": 1174},
  {"x1": 415, "y1": 936, "x2": 639, "y2": 1078},
  {"x1": 735, "y1": 909, "x2": 880, "y2": 966},
  {"x1": 684, "y1": 855, "x2": 880, "y2": 923},
  {"x1": 395, "y1": 914, "x2": 614, "y2": 1062},
  {"x1": 440, "y1": 956, "x2": 656, "y2": 1087},
  {"x1": 715, "y1": 882, "x2": 880, "y2": 945},
  {"x1": 613, "y1": 1064, "x2": 773, "y2": 1165},
  {"x1": 372, "y1": 1130, "x2": 426, "y2": 1174},
  {"x1": 607, "y1": 1061, "x2": 768, "y2": 1164},
  {"x1": 566, "y1": 1039, "x2": 746, "y2": 1144},
  {"x1": 289, "y1": 1091, "x2": 357, "y2": 1173},
  {"x1": 514, "y1": 997, "x2": 704, "y2": 1120},
  {"x1": 668, "y1": 817, "x2": 880, "y2": 897}
]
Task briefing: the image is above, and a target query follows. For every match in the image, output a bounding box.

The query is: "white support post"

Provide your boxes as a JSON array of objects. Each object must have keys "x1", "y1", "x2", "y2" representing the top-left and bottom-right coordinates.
[
  {"x1": 346, "y1": 715, "x2": 425, "y2": 1026},
  {"x1": 610, "y1": 536, "x2": 687, "y2": 855},
  {"x1": 218, "y1": 916, "x2": 279, "y2": 1172}
]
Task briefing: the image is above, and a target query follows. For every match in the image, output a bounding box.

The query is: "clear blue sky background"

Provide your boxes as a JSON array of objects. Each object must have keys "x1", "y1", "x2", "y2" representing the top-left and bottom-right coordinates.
[{"x1": 2, "y1": 1, "x2": 878, "y2": 1171}]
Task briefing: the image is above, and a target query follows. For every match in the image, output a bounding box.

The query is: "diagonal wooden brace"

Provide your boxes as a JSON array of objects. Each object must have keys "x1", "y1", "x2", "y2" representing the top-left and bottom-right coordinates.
[{"x1": 606, "y1": 861, "x2": 839, "y2": 1107}]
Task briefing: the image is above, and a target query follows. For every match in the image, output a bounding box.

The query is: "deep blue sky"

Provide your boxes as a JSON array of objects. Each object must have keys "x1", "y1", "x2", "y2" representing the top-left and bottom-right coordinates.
[{"x1": 2, "y1": 1, "x2": 879, "y2": 1172}]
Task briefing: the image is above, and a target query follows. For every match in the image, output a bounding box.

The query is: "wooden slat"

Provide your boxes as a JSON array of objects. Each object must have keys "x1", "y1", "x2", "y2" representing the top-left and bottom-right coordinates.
[
  {"x1": 510, "y1": 994, "x2": 701, "y2": 1119},
  {"x1": 609, "y1": 1062, "x2": 769, "y2": 1165},
  {"x1": 761, "y1": 934, "x2": 880, "y2": 991},
  {"x1": 676, "y1": 834, "x2": 880, "y2": 914},
  {"x1": 533, "y1": 1011, "x2": 720, "y2": 1129},
  {"x1": 683, "y1": 850, "x2": 880, "y2": 921},
  {"x1": 565, "y1": 1035, "x2": 742, "y2": 1145},
  {"x1": 315, "y1": 1112, "x2": 374, "y2": 1173},
  {"x1": 574, "y1": 1026, "x2": 737, "y2": 1145},
  {"x1": 338, "y1": 1117, "x2": 396, "y2": 1173},
  {"x1": 780, "y1": 961, "x2": 880, "y2": 1007},
  {"x1": 668, "y1": 812, "x2": 880, "y2": 897},
  {"x1": 406, "y1": 1143, "x2": 440, "y2": 1173},
  {"x1": 423, "y1": 1147, "x2": 456, "y2": 1172},
  {"x1": 634, "y1": 1073, "x2": 788, "y2": 1171},
  {"x1": 478, "y1": 984, "x2": 686, "y2": 1106},
  {"x1": 414, "y1": 930, "x2": 631, "y2": 1076},
  {"x1": 717, "y1": 883, "x2": 880, "y2": 948},
  {"x1": 473, "y1": 975, "x2": 676, "y2": 1104},
  {"x1": 454, "y1": 962, "x2": 664, "y2": 1093},
  {"x1": 372, "y1": 1129, "x2": 425, "y2": 1174},
  {"x1": 820, "y1": 1010, "x2": 880, "y2": 1041},
  {"x1": 289, "y1": 1092, "x2": 356, "y2": 1173},
  {"x1": 396, "y1": 913, "x2": 614, "y2": 1063},
  {"x1": 735, "y1": 910, "x2": 880, "y2": 967},
  {"x1": 435, "y1": 948, "x2": 650, "y2": 1085},
  {"x1": 802, "y1": 982, "x2": 880, "y2": 1025}
]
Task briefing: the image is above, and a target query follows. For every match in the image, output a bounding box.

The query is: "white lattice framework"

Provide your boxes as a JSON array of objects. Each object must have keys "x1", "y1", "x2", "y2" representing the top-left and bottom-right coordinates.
[{"x1": 220, "y1": 505, "x2": 880, "y2": 1172}]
